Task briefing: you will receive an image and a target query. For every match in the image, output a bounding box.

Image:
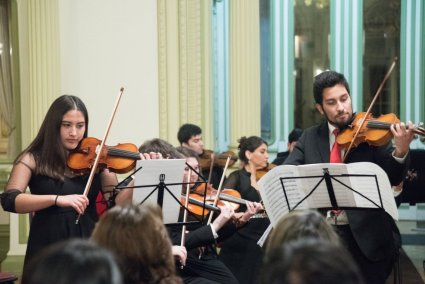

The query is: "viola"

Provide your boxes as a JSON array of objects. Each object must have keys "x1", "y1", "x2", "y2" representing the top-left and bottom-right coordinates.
[
  {"x1": 255, "y1": 163, "x2": 276, "y2": 181},
  {"x1": 199, "y1": 149, "x2": 238, "y2": 170},
  {"x1": 337, "y1": 112, "x2": 425, "y2": 150},
  {"x1": 67, "y1": 137, "x2": 141, "y2": 174}
]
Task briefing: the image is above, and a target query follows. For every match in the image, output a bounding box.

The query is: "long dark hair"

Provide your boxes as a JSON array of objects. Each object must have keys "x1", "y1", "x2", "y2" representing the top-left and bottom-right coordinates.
[{"x1": 17, "y1": 95, "x2": 88, "y2": 180}]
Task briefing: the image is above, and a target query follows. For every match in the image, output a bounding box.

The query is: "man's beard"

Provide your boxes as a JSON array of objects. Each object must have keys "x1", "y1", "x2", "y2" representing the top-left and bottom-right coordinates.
[{"x1": 324, "y1": 111, "x2": 354, "y2": 130}]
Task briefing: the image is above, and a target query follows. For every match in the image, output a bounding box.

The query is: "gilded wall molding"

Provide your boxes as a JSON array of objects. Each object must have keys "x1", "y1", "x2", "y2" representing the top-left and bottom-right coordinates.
[
  {"x1": 157, "y1": 0, "x2": 213, "y2": 147},
  {"x1": 228, "y1": 0, "x2": 261, "y2": 150}
]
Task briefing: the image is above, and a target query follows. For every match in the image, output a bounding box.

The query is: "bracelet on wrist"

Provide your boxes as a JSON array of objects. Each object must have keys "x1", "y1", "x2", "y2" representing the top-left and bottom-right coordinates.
[{"x1": 54, "y1": 195, "x2": 59, "y2": 206}]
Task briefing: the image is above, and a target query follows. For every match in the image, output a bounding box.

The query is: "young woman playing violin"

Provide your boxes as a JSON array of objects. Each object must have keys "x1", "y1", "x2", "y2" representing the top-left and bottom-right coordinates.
[
  {"x1": 171, "y1": 146, "x2": 262, "y2": 284},
  {"x1": 218, "y1": 136, "x2": 270, "y2": 284},
  {"x1": 0, "y1": 95, "x2": 150, "y2": 271}
]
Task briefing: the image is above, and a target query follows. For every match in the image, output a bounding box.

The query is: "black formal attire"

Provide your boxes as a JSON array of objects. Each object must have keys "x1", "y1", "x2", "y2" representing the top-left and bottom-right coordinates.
[
  {"x1": 169, "y1": 211, "x2": 239, "y2": 284},
  {"x1": 25, "y1": 174, "x2": 101, "y2": 269},
  {"x1": 218, "y1": 169, "x2": 270, "y2": 284},
  {"x1": 202, "y1": 166, "x2": 225, "y2": 190},
  {"x1": 271, "y1": 150, "x2": 290, "y2": 165},
  {"x1": 284, "y1": 122, "x2": 406, "y2": 284}
]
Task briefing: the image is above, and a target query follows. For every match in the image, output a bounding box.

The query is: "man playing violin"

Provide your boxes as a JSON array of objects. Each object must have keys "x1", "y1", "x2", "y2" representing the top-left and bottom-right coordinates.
[
  {"x1": 284, "y1": 70, "x2": 415, "y2": 284},
  {"x1": 177, "y1": 123, "x2": 227, "y2": 189},
  {"x1": 172, "y1": 146, "x2": 262, "y2": 284}
]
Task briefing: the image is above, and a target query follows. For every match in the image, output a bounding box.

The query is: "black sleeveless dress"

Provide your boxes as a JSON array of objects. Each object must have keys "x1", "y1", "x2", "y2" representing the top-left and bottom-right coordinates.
[
  {"x1": 24, "y1": 174, "x2": 101, "y2": 268},
  {"x1": 218, "y1": 169, "x2": 270, "y2": 284}
]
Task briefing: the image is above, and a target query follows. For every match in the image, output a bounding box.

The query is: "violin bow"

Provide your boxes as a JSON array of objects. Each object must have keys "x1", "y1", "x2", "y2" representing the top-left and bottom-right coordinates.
[
  {"x1": 207, "y1": 156, "x2": 231, "y2": 225},
  {"x1": 180, "y1": 169, "x2": 191, "y2": 268},
  {"x1": 75, "y1": 87, "x2": 125, "y2": 224},
  {"x1": 207, "y1": 152, "x2": 215, "y2": 184},
  {"x1": 342, "y1": 57, "x2": 397, "y2": 162}
]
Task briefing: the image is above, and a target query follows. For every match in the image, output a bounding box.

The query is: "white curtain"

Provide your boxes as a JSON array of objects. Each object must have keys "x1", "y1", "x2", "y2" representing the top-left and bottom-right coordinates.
[{"x1": 0, "y1": 1, "x2": 17, "y2": 159}]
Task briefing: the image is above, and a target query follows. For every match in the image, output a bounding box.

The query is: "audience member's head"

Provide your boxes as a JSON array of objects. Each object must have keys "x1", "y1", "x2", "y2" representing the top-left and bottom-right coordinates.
[
  {"x1": 265, "y1": 210, "x2": 340, "y2": 256},
  {"x1": 139, "y1": 138, "x2": 182, "y2": 159},
  {"x1": 260, "y1": 238, "x2": 364, "y2": 284},
  {"x1": 21, "y1": 239, "x2": 122, "y2": 284},
  {"x1": 92, "y1": 204, "x2": 182, "y2": 284}
]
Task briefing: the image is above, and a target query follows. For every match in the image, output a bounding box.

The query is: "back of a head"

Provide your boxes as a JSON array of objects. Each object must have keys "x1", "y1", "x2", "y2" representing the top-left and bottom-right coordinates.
[
  {"x1": 139, "y1": 138, "x2": 182, "y2": 159},
  {"x1": 265, "y1": 210, "x2": 340, "y2": 256},
  {"x1": 177, "y1": 123, "x2": 202, "y2": 144},
  {"x1": 21, "y1": 239, "x2": 122, "y2": 284},
  {"x1": 261, "y1": 238, "x2": 364, "y2": 284},
  {"x1": 176, "y1": 146, "x2": 199, "y2": 160},
  {"x1": 92, "y1": 204, "x2": 181, "y2": 284}
]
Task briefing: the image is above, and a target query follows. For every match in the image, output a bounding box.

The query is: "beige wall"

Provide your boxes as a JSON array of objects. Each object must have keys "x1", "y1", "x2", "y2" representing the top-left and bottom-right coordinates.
[
  {"x1": 58, "y1": 0, "x2": 160, "y2": 146},
  {"x1": 16, "y1": 0, "x2": 160, "y2": 149}
]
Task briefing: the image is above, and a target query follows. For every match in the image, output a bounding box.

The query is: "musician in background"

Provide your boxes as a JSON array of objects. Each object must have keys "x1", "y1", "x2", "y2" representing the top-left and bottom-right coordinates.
[
  {"x1": 271, "y1": 128, "x2": 303, "y2": 166},
  {"x1": 218, "y1": 136, "x2": 270, "y2": 284},
  {"x1": 284, "y1": 70, "x2": 415, "y2": 284},
  {"x1": 172, "y1": 146, "x2": 242, "y2": 284},
  {"x1": 178, "y1": 123, "x2": 234, "y2": 189}
]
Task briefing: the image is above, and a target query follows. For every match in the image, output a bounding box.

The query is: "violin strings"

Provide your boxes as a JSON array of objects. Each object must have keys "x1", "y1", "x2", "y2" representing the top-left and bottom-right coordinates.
[
  {"x1": 107, "y1": 147, "x2": 140, "y2": 159},
  {"x1": 366, "y1": 121, "x2": 392, "y2": 129}
]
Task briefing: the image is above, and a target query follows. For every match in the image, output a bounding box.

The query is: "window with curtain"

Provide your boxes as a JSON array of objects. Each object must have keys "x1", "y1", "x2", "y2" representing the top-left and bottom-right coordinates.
[
  {"x1": 294, "y1": 0, "x2": 330, "y2": 129},
  {"x1": 260, "y1": 0, "x2": 273, "y2": 142},
  {"x1": 363, "y1": 0, "x2": 400, "y2": 116},
  {"x1": 0, "y1": 0, "x2": 18, "y2": 160}
]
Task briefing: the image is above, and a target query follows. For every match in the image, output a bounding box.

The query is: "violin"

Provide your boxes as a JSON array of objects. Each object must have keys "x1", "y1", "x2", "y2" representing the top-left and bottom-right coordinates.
[
  {"x1": 199, "y1": 149, "x2": 238, "y2": 170},
  {"x1": 67, "y1": 137, "x2": 141, "y2": 174},
  {"x1": 255, "y1": 163, "x2": 276, "y2": 181},
  {"x1": 181, "y1": 185, "x2": 249, "y2": 217},
  {"x1": 337, "y1": 112, "x2": 425, "y2": 149}
]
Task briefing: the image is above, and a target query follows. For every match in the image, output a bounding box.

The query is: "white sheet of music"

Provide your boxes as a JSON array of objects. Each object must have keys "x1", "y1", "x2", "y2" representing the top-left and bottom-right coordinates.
[
  {"x1": 258, "y1": 162, "x2": 398, "y2": 227},
  {"x1": 132, "y1": 159, "x2": 186, "y2": 224}
]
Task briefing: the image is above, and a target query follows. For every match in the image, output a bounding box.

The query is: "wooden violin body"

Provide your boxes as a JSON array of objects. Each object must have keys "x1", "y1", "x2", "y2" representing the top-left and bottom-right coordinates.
[
  {"x1": 67, "y1": 137, "x2": 140, "y2": 174},
  {"x1": 337, "y1": 112, "x2": 425, "y2": 150},
  {"x1": 256, "y1": 163, "x2": 276, "y2": 181},
  {"x1": 182, "y1": 185, "x2": 246, "y2": 217},
  {"x1": 199, "y1": 149, "x2": 238, "y2": 170}
]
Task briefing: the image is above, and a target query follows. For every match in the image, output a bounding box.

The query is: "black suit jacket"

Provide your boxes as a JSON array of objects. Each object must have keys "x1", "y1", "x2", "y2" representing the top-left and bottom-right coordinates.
[{"x1": 284, "y1": 122, "x2": 406, "y2": 261}]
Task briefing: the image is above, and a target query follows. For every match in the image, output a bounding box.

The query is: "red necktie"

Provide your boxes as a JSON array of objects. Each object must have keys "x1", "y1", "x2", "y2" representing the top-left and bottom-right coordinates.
[
  {"x1": 330, "y1": 129, "x2": 342, "y2": 218},
  {"x1": 330, "y1": 129, "x2": 342, "y2": 163}
]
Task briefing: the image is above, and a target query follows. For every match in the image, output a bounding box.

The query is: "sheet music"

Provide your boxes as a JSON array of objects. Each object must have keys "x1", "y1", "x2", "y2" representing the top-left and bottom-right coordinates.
[
  {"x1": 346, "y1": 162, "x2": 398, "y2": 220},
  {"x1": 258, "y1": 165, "x2": 306, "y2": 226},
  {"x1": 132, "y1": 159, "x2": 186, "y2": 224},
  {"x1": 258, "y1": 162, "x2": 398, "y2": 227}
]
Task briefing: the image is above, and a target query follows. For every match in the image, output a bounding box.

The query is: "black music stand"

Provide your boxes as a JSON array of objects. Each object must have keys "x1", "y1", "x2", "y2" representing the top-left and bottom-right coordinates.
[
  {"x1": 258, "y1": 162, "x2": 398, "y2": 227},
  {"x1": 286, "y1": 168, "x2": 384, "y2": 212},
  {"x1": 131, "y1": 159, "x2": 210, "y2": 226}
]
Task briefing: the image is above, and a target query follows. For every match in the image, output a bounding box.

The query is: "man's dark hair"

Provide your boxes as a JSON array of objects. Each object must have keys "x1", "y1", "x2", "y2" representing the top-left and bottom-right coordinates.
[
  {"x1": 313, "y1": 71, "x2": 351, "y2": 105},
  {"x1": 260, "y1": 238, "x2": 364, "y2": 284},
  {"x1": 288, "y1": 128, "x2": 303, "y2": 143},
  {"x1": 177, "y1": 124, "x2": 202, "y2": 145}
]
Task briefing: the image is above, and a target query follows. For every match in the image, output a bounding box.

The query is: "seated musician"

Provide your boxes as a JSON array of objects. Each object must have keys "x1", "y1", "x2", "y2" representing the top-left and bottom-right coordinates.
[
  {"x1": 172, "y1": 146, "x2": 262, "y2": 284},
  {"x1": 177, "y1": 123, "x2": 236, "y2": 189}
]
